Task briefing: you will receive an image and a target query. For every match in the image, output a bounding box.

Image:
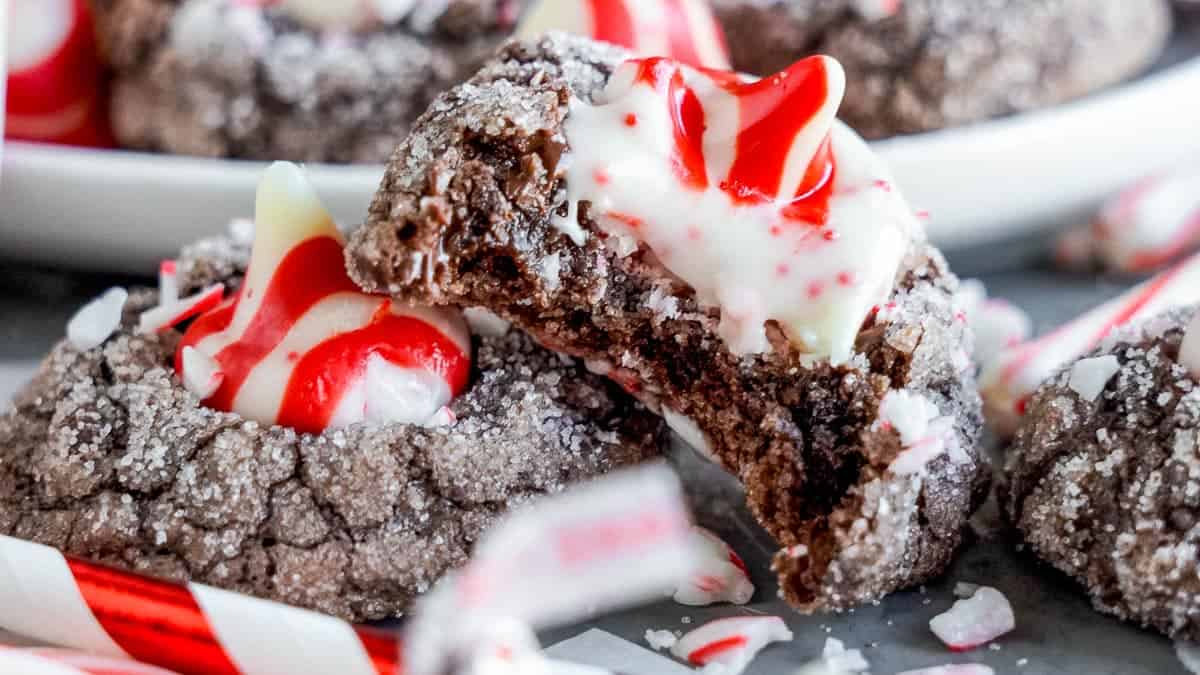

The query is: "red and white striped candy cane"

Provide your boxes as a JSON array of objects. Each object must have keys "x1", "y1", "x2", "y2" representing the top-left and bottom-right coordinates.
[
  {"x1": 0, "y1": 535, "x2": 401, "y2": 675},
  {"x1": 1091, "y1": 167, "x2": 1200, "y2": 273},
  {"x1": 0, "y1": 648, "x2": 179, "y2": 675},
  {"x1": 980, "y1": 251, "x2": 1200, "y2": 436}
]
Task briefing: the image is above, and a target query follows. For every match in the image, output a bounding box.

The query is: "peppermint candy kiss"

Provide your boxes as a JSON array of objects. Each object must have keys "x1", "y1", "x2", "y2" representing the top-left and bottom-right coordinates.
[
  {"x1": 6, "y1": 0, "x2": 111, "y2": 146},
  {"x1": 517, "y1": 0, "x2": 731, "y2": 70},
  {"x1": 177, "y1": 161, "x2": 471, "y2": 435},
  {"x1": 558, "y1": 54, "x2": 919, "y2": 362}
]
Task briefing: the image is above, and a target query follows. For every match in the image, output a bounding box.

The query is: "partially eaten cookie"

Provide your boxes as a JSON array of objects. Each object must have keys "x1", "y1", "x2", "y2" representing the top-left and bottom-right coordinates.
[{"x1": 345, "y1": 33, "x2": 989, "y2": 611}]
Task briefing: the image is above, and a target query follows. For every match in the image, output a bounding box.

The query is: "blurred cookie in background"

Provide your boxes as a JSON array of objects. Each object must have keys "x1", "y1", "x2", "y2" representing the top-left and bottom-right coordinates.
[
  {"x1": 711, "y1": 0, "x2": 1174, "y2": 139},
  {"x1": 88, "y1": 0, "x2": 526, "y2": 163}
]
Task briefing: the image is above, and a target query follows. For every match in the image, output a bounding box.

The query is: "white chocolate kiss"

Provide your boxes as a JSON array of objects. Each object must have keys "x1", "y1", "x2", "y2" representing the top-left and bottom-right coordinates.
[
  {"x1": 181, "y1": 162, "x2": 470, "y2": 432},
  {"x1": 557, "y1": 58, "x2": 919, "y2": 363}
]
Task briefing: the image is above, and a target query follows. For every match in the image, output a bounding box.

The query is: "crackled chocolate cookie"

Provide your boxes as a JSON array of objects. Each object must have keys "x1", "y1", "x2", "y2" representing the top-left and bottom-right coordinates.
[
  {"x1": 345, "y1": 33, "x2": 988, "y2": 612},
  {"x1": 0, "y1": 166, "x2": 662, "y2": 622},
  {"x1": 712, "y1": 0, "x2": 1172, "y2": 138},
  {"x1": 89, "y1": 0, "x2": 526, "y2": 162},
  {"x1": 1005, "y1": 308, "x2": 1200, "y2": 640}
]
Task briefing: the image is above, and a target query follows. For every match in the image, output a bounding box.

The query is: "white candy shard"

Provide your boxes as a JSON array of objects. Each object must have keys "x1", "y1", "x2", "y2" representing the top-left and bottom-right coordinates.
[
  {"x1": 1180, "y1": 313, "x2": 1200, "y2": 381},
  {"x1": 876, "y1": 390, "x2": 964, "y2": 475},
  {"x1": 820, "y1": 637, "x2": 870, "y2": 673},
  {"x1": 1067, "y1": 355, "x2": 1121, "y2": 402},
  {"x1": 851, "y1": 0, "x2": 902, "y2": 21},
  {"x1": 953, "y1": 582, "x2": 980, "y2": 599},
  {"x1": 645, "y1": 629, "x2": 678, "y2": 651},
  {"x1": 1176, "y1": 641, "x2": 1200, "y2": 674},
  {"x1": 663, "y1": 408, "x2": 719, "y2": 464},
  {"x1": 670, "y1": 616, "x2": 793, "y2": 674},
  {"x1": 406, "y1": 466, "x2": 694, "y2": 675},
  {"x1": 897, "y1": 666, "x2": 995, "y2": 675},
  {"x1": 673, "y1": 526, "x2": 754, "y2": 606},
  {"x1": 181, "y1": 346, "x2": 224, "y2": 400},
  {"x1": 137, "y1": 283, "x2": 225, "y2": 334},
  {"x1": 981, "y1": 251, "x2": 1200, "y2": 437},
  {"x1": 228, "y1": 217, "x2": 255, "y2": 245},
  {"x1": 158, "y1": 260, "x2": 179, "y2": 306},
  {"x1": 67, "y1": 288, "x2": 128, "y2": 351},
  {"x1": 929, "y1": 587, "x2": 1015, "y2": 652},
  {"x1": 463, "y1": 307, "x2": 512, "y2": 337}
]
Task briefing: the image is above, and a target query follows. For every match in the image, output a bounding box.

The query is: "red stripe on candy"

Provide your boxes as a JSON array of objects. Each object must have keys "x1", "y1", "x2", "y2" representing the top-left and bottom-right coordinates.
[
  {"x1": 586, "y1": 0, "x2": 637, "y2": 49},
  {"x1": 687, "y1": 635, "x2": 748, "y2": 665},
  {"x1": 65, "y1": 559, "x2": 242, "y2": 675},
  {"x1": 198, "y1": 235, "x2": 361, "y2": 411},
  {"x1": 661, "y1": 0, "x2": 703, "y2": 69},
  {"x1": 276, "y1": 309, "x2": 472, "y2": 434},
  {"x1": 721, "y1": 57, "x2": 834, "y2": 214}
]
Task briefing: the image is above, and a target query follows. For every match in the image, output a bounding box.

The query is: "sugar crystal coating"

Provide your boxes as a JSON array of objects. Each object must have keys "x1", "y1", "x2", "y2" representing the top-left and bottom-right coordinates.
[{"x1": 1005, "y1": 306, "x2": 1200, "y2": 640}]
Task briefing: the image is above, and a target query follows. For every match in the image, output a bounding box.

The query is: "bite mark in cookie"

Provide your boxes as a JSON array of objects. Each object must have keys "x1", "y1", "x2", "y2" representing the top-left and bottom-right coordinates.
[{"x1": 345, "y1": 33, "x2": 988, "y2": 612}]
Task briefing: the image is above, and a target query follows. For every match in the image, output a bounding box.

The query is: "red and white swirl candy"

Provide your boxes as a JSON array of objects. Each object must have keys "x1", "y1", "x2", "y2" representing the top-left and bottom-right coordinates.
[
  {"x1": 518, "y1": 0, "x2": 731, "y2": 69},
  {"x1": 177, "y1": 162, "x2": 470, "y2": 435},
  {"x1": 558, "y1": 55, "x2": 919, "y2": 362},
  {"x1": 981, "y1": 251, "x2": 1200, "y2": 436},
  {"x1": 6, "y1": 0, "x2": 111, "y2": 146}
]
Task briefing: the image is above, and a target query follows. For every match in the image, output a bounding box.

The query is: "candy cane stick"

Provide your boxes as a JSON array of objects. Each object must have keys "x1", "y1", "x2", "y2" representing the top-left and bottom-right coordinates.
[
  {"x1": 0, "y1": 535, "x2": 401, "y2": 675},
  {"x1": 0, "y1": 648, "x2": 179, "y2": 675},
  {"x1": 980, "y1": 251, "x2": 1200, "y2": 436}
]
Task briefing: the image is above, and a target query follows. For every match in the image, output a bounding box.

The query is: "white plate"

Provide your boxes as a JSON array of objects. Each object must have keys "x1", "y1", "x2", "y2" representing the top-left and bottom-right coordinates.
[{"x1": 3, "y1": 48, "x2": 1200, "y2": 272}]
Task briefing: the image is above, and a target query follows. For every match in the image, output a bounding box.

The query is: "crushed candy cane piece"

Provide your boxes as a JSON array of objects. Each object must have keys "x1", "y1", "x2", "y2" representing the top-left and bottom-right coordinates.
[
  {"x1": 137, "y1": 283, "x2": 225, "y2": 334},
  {"x1": 463, "y1": 307, "x2": 512, "y2": 337},
  {"x1": 645, "y1": 629, "x2": 678, "y2": 651},
  {"x1": 671, "y1": 616, "x2": 793, "y2": 674},
  {"x1": 953, "y1": 582, "x2": 980, "y2": 599},
  {"x1": 67, "y1": 287, "x2": 127, "y2": 351},
  {"x1": 673, "y1": 526, "x2": 755, "y2": 606},
  {"x1": 897, "y1": 666, "x2": 995, "y2": 675},
  {"x1": 158, "y1": 260, "x2": 179, "y2": 306},
  {"x1": 1176, "y1": 641, "x2": 1200, "y2": 674},
  {"x1": 1180, "y1": 313, "x2": 1200, "y2": 381},
  {"x1": 1067, "y1": 355, "x2": 1121, "y2": 402},
  {"x1": 180, "y1": 346, "x2": 224, "y2": 400},
  {"x1": 406, "y1": 466, "x2": 694, "y2": 675},
  {"x1": 821, "y1": 637, "x2": 870, "y2": 673},
  {"x1": 929, "y1": 586, "x2": 1015, "y2": 652},
  {"x1": 954, "y1": 280, "x2": 1032, "y2": 370},
  {"x1": 852, "y1": 0, "x2": 902, "y2": 21},
  {"x1": 876, "y1": 390, "x2": 965, "y2": 475}
]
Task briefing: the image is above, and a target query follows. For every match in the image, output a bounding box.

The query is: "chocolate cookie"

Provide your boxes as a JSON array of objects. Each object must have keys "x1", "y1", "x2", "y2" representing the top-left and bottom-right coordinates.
[
  {"x1": 712, "y1": 0, "x2": 1173, "y2": 138},
  {"x1": 344, "y1": 33, "x2": 989, "y2": 613},
  {"x1": 0, "y1": 231, "x2": 663, "y2": 622},
  {"x1": 1005, "y1": 308, "x2": 1200, "y2": 640},
  {"x1": 89, "y1": 0, "x2": 525, "y2": 163}
]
